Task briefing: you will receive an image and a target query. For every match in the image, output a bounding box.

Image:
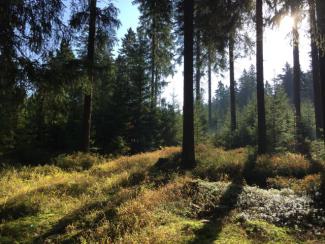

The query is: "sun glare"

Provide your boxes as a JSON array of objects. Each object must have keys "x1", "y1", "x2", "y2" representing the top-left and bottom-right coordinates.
[{"x1": 281, "y1": 16, "x2": 294, "y2": 30}]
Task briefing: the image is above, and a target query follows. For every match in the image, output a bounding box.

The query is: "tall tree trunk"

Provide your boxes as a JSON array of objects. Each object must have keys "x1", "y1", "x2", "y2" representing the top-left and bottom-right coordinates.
[
  {"x1": 309, "y1": 0, "x2": 323, "y2": 139},
  {"x1": 151, "y1": 15, "x2": 156, "y2": 108},
  {"x1": 182, "y1": 0, "x2": 195, "y2": 167},
  {"x1": 229, "y1": 38, "x2": 237, "y2": 132},
  {"x1": 316, "y1": 0, "x2": 325, "y2": 142},
  {"x1": 82, "y1": 0, "x2": 97, "y2": 152},
  {"x1": 256, "y1": 0, "x2": 267, "y2": 154},
  {"x1": 195, "y1": 30, "x2": 201, "y2": 102},
  {"x1": 292, "y1": 4, "x2": 302, "y2": 149},
  {"x1": 155, "y1": 68, "x2": 159, "y2": 105},
  {"x1": 208, "y1": 50, "x2": 212, "y2": 129}
]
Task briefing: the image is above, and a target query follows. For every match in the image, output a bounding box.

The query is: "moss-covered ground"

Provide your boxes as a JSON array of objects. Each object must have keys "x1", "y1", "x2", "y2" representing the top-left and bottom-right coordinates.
[{"x1": 0, "y1": 145, "x2": 324, "y2": 243}]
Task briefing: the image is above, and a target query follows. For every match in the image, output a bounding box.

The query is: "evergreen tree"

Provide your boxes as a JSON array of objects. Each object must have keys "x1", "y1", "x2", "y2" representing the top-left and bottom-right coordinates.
[
  {"x1": 0, "y1": 0, "x2": 64, "y2": 155},
  {"x1": 229, "y1": 38, "x2": 237, "y2": 131},
  {"x1": 214, "y1": 81, "x2": 230, "y2": 132},
  {"x1": 276, "y1": 63, "x2": 294, "y2": 103},
  {"x1": 291, "y1": 0, "x2": 303, "y2": 149},
  {"x1": 237, "y1": 66, "x2": 256, "y2": 108},
  {"x1": 69, "y1": 0, "x2": 120, "y2": 152},
  {"x1": 308, "y1": 0, "x2": 322, "y2": 138},
  {"x1": 133, "y1": 0, "x2": 174, "y2": 107},
  {"x1": 256, "y1": 0, "x2": 267, "y2": 154},
  {"x1": 266, "y1": 85, "x2": 295, "y2": 152},
  {"x1": 316, "y1": 0, "x2": 325, "y2": 142},
  {"x1": 272, "y1": 0, "x2": 305, "y2": 149},
  {"x1": 225, "y1": 0, "x2": 253, "y2": 132},
  {"x1": 182, "y1": 0, "x2": 195, "y2": 167}
]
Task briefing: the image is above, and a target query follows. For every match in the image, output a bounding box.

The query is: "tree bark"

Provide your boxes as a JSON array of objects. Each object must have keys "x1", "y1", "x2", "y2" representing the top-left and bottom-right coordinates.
[
  {"x1": 316, "y1": 0, "x2": 325, "y2": 142},
  {"x1": 292, "y1": 4, "x2": 302, "y2": 149},
  {"x1": 229, "y1": 38, "x2": 237, "y2": 132},
  {"x1": 195, "y1": 30, "x2": 201, "y2": 102},
  {"x1": 309, "y1": 0, "x2": 323, "y2": 139},
  {"x1": 208, "y1": 50, "x2": 212, "y2": 129},
  {"x1": 151, "y1": 14, "x2": 157, "y2": 108},
  {"x1": 256, "y1": 0, "x2": 267, "y2": 154},
  {"x1": 82, "y1": 0, "x2": 97, "y2": 152},
  {"x1": 308, "y1": 0, "x2": 322, "y2": 139},
  {"x1": 182, "y1": 0, "x2": 195, "y2": 167}
]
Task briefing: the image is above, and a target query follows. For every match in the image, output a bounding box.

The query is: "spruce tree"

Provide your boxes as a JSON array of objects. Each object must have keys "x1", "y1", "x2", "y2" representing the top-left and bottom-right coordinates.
[
  {"x1": 308, "y1": 0, "x2": 322, "y2": 138},
  {"x1": 256, "y1": 0, "x2": 267, "y2": 154},
  {"x1": 69, "y1": 0, "x2": 119, "y2": 152},
  {"x1": 133, "y1": 0, "x2": 174, "y2": 107},
  {"x1": 182, "y1": 0, "x2": 195, "y2": 167},
  {"x1": 316, "y1": 0, "x2": 325, "y2": 142},
  {"x1": 0, "y1": 0, "x2": 64, "y2": 155}
]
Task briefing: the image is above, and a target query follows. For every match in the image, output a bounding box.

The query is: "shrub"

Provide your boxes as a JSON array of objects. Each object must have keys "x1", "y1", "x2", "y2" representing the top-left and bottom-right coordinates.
[
  {"x1": 194, "y1": 145, "x2": 251, "y2": 181},
  {"x1": 310, "y1": 140, "x2": 325, "y2": 162},
  {"x1": 251, "y1": 153, "x2": 310, "y2": 186},
  {"x1": 318, "y1": 170, "x2": 325, "y2": 207},
  {"x1": 266, "y1": 174, "x2": 321, "y2": 195},
  {"x1": 53, "y1": 152, "x2": 104, "y2": 171}
]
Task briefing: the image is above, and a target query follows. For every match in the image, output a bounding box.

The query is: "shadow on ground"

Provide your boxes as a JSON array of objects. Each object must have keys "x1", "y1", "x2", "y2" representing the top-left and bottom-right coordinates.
[
  {"x1": 189, "y1": 152, "x2": 257, "y2": 244},
  {"x1": 33, "y1": 153, "x2": 184, "y2": 243}
]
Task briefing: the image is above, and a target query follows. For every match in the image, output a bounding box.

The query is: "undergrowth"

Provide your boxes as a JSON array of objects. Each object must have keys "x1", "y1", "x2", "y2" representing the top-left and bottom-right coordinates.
[{"x1": 0, "y1": 145, "x2": 324, "y2": 243}]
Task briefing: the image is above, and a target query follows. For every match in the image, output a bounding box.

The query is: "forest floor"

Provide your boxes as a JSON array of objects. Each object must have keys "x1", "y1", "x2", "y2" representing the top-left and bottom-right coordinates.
[{"x1": 0, "y1": 145, "x2": 324, "y2": 243}]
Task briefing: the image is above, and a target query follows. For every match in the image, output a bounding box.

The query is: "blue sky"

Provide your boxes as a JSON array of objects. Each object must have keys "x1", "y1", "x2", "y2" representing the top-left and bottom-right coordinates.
[
  {"x1": 113, "y1": 0, "x2": 140, "y2": 53},
  {"x1": 113, "y1": 1, "x2": 310, "y2": 106}
]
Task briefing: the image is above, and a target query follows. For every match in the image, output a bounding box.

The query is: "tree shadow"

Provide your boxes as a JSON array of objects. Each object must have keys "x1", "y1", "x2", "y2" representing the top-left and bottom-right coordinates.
[
  {"x1": 147, "y1": 152, "x2": 185, "y2": 186},
  {"x1": 189, "y1": 152, "x2": 257, "y2": 244},
  {"x1": 32, "y1": 154, "x2": 185, "y2": 243},
  {"x1": 0, "y1": 181, "x2": 95, "y2": 222},
  {"x1": 34, "y1": 154, "x2": 185, "y2": 243},
  {"x1": 34, "y1": 185, "x2": 139, "y2": 243}
]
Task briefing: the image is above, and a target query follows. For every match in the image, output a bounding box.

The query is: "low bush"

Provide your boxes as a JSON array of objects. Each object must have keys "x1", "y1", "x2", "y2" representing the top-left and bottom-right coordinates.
[
  {"x1": 193, "y1": 146, "x2": 313, "y2": 187},
  {"x1": 53, "y1": 152, "x2": 104, "y2": 171},
  {"x1": 266, "y1": 174, "x2": 321, "y2": 195},
  {"x1": 194, "y1": 145, "x2": 252, "y2": 181},
  {"x1": 251, "y1": 153, "x2": 310, "y2": 186},
  {"x1": 310, "y1": 140, "x2": 325, "y2": 162},
  {"x1": 181, "y1": 180, "x2": 325, "y2": 231}
]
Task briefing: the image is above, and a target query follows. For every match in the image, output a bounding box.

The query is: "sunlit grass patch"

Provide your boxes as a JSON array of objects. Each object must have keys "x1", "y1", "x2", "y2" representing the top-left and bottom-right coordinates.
[
  {"x1": 241, "y1": 219, "x2": 297, "y2": 244},
  {"x1": 53, "y1": 152, "x2": 106, "y2": 171},
  {"x1": 0, "y1": 147, "x2": 180, "y2": 243},
  {"x1": 0, "y1": 146, "x2": 324, "y2": 243},
  {"x1": 194, "y1": 144, "x2": 252, "y2": 181},
  {"x1": 193, "y1": 145, "x2": 322, "y2": 188}
]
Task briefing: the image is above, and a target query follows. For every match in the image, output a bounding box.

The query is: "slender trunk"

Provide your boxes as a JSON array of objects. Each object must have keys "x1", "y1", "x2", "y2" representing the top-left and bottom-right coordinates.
[
  {"x1": 208, "y1": 50, "x2": 212, "y2": 129},
  {"x1": 155, "y1": 68, "x2": 159, "y2": 105},
  {"x1": 292, "y1": 4, "x2": 302, "y2": 149},
  {"x1": 82, "y1": 0, "x2": 96, "y2": 152},
  {"x1": 256, "y1": 0, "x2": 267, "y2": 154},
  {"x1": 229, "y1": 38, "x2": 237, "y2": 132},
  {"x1": 182, "y1": 0, "x2": 195, "y2": 167},
  {"x1": 316, "y1": 0, "x2": 325, "y2": 142},
  {"x1": 309, "y1": 0, "x2": 323, "y2": 139},
  {"x1": 151, "y1": 11, "x2": 157, "y2": 108},
  {"x1": 195, "y1": 30, "x2": 201, "y2": 102}
]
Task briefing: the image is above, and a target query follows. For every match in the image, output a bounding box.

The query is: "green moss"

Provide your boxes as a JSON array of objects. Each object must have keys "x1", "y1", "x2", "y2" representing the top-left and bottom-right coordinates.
[
  {"x1": 243, "y1": 220, "x2": 297, "y2": 244},
  {"x1": 214, "y1": 223, "x2": 251, "y2": 244},
  {"x1": 0, "y1": 213, "x2": 60, "y2": 243},
  {"x1": 0, "y1": 147, "x2": 324, "y2": 243}
]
